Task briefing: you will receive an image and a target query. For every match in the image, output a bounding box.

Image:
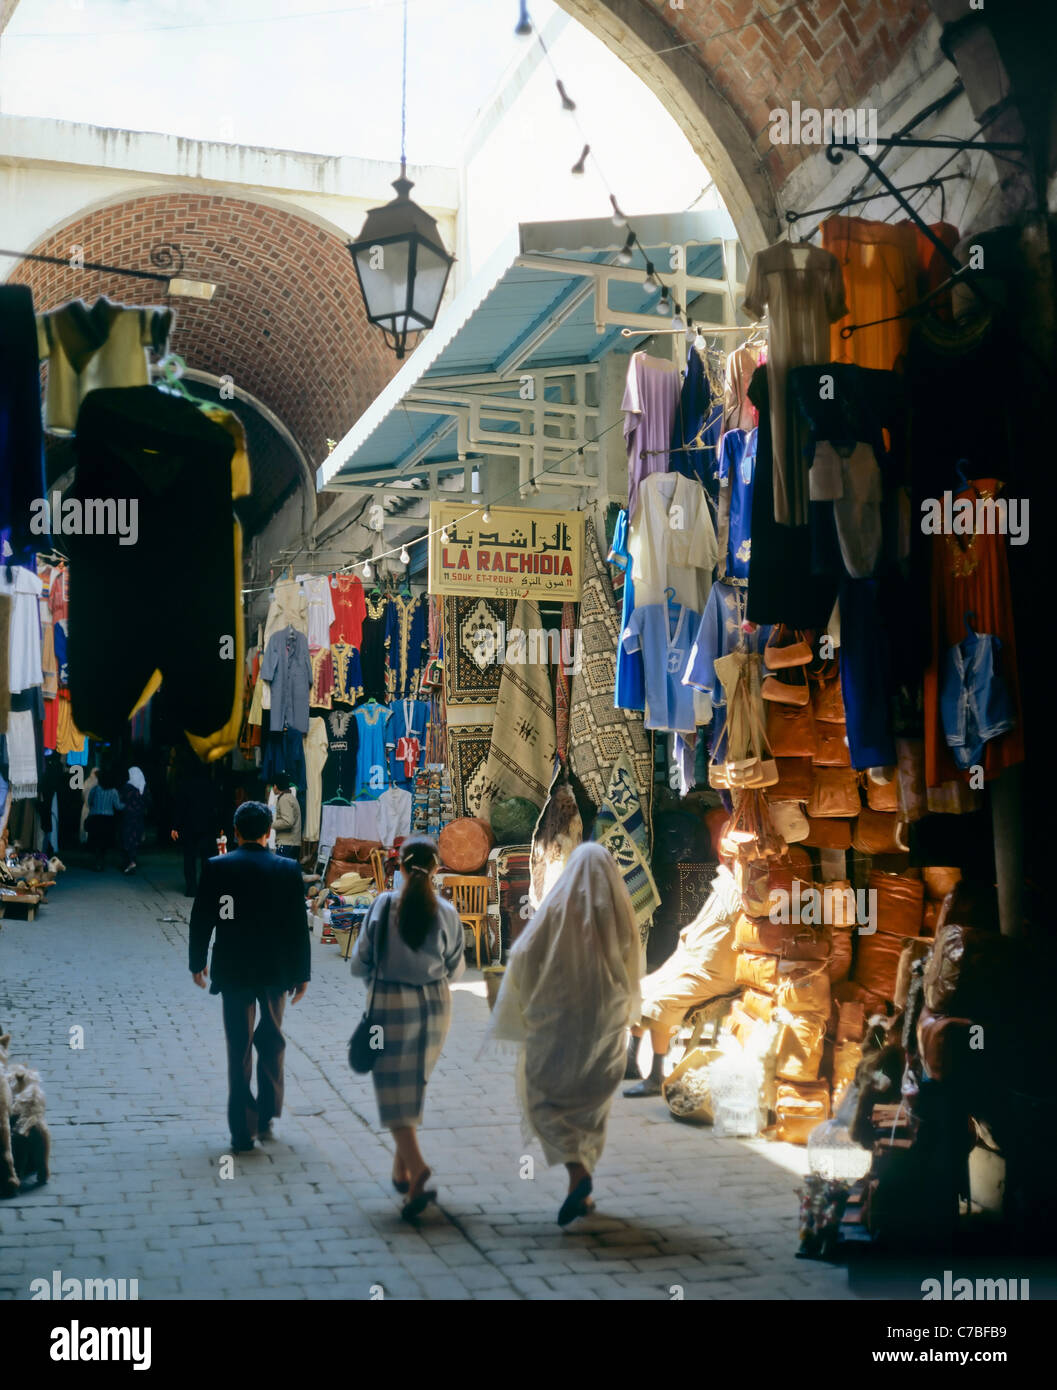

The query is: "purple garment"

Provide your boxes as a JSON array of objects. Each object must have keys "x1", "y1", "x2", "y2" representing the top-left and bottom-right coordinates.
[{"x1": 623, "y1": 352, "x2": 682, "y2": 516}]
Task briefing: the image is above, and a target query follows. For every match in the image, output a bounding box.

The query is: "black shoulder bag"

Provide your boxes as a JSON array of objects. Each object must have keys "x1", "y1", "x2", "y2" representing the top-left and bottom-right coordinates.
[{"x1": 347, "y1": 895, "x2": 390, "y2": 1073}]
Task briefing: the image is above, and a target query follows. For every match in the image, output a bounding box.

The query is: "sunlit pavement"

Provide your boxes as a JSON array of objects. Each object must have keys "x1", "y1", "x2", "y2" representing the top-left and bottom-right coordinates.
[{"x1": 0, "y1": 853, "x2": 864, "y2": 1301}]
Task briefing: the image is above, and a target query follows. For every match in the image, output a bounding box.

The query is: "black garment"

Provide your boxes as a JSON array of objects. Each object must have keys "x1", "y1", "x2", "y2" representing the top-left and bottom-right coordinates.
[
  {"x1": 221, "y1": 988, "x2": 287, "y2": 1144},
  {"x1": 359, "y1": 596, "x2": 391, "y2": 701},
  {"x1": 67, "y1": 387, "x2": 244, "y2": 744},
  {"x1": 85, "y1": 813, "x2": 116, "y2": 865},
  {"x1": 320, "y1": 708, "x2": 359, "y2": 803},
  {"x1": 745, "y1": 365, "x2": 837, "y2": 629},
  {"x1": 0, "y1": 285, "x2": 47, "y2": 568},
  {"x1": 787, "y1": 362, "x2": 905, "y2": 472},
  {"x1": 188, "y1": 842, "x2": 310, "y2": 995}
]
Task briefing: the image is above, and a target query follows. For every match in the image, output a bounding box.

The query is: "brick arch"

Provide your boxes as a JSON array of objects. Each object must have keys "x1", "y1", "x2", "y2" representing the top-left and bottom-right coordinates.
[
  {"x1": 557, "y1": 0, "x2": 932, "y2": 246},
  {"x1": 7, "y1": 190, "x2": 399, "y2": 468}
]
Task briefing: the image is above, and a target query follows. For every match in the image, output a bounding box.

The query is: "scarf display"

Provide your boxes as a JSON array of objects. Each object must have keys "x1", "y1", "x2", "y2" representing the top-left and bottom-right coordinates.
[
  {"x1": 592, "y1": 752, "x2": 661, "y2": 944},
  {"x1": 5, "y1": 709, "x2": 39, "y2": 800},
  {"x1": 478, "y1": 598, "x2": 557, "y2": 819},
  {"x1": 567, "y1": 518, "x2": 652, "y2": 814}
]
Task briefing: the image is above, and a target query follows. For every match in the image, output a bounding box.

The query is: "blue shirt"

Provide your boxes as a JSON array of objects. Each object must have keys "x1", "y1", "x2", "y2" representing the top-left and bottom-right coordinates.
[
  {"x1": 622, "y1": 602, "x2": 699, "y2": 734},
  {"x1": 354, "y1": 703, "x2": 392, "y2": 799}
]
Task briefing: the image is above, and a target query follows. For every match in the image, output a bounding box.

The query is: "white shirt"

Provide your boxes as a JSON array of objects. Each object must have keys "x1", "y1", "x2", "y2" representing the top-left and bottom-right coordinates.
[
  {"x1": 296, "y1": 575, "x2": 336, "y2": 651},
  {"x1": 0, "y1": 566, "x2": 44, "y2": 693},
  {"x1": 375, "y1": 786, "x2": 412, "y2": 845},
  {"x1": 629, "y1": 471, "x2": 718, "y2": 611}
]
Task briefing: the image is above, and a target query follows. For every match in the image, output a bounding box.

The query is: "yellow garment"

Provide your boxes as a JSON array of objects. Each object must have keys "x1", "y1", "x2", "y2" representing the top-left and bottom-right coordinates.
[
  {"x1": 822, "y1": 216, "x2": 918, "y2": 371},
  {"x1": 304, "y1": 716, "x2": 329, "y2": 841},
  {"x1": 56, "y1": 697, "x2": 86, "y2": 757},
  {"x1": 184, "y1": 407, "x2": 251, "y2": 763},
  {"x1": 37, "y1": 300, "x2": 172, "y2": 435},
  {"x1": 263, "y1": 579, "x2": 308, "y2": 648}
]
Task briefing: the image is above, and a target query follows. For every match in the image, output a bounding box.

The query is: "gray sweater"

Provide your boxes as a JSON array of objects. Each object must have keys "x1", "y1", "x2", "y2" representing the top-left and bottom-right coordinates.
[{"x1": 350, "y1": 891, "x2": 466, "y2": 987}]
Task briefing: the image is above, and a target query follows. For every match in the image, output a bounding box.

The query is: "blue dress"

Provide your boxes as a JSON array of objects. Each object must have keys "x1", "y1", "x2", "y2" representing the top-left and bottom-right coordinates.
[
  {"x1": 718, "y1": 427, "x2": 757, "y2": 581},
  {"x1": 608, "y1": 510, "x2": 645, "y2": 712},
  {"x1": 354, "y1": 703, "x2": 392, "y2": 799}
]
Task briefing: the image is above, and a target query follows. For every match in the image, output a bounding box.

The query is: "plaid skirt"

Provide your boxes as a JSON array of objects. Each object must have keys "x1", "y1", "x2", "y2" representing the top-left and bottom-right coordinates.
[{"x1": 370, "y1": 980, "x2": 451, "y2": 1127}]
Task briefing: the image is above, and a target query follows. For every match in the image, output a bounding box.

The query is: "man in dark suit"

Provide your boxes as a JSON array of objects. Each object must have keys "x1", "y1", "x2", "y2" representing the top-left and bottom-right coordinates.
[{"x1": 189, "y1": 800, "x2": 310, "y2": 1152}]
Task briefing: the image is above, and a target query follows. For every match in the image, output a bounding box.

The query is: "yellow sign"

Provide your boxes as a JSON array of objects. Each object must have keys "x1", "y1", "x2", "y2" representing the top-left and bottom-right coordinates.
[{"x1": 428, "y1": 503, "x2": 583, "y2": 600}]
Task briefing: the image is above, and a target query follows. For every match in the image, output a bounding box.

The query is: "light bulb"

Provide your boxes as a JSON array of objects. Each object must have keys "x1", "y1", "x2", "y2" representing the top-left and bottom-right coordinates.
[
  {"x1": 400, "y1": 546, "x2": 410, "y2": 564},
  {"x1": 362, "y1": 561, "x2": 372, "y2": 579},
  {"x1": 571, "y1": 144, "x2": 589, "y2": 175},
  {"x1": 616, "y1": 232, "x2": 636, "y2": 266},
  {"x1": 556, "y1": 80, "x2": 576, "y2": 112},
  {"x1": 642, "y1": 263, "x2": 658, "y2": 291},
  {"x1": 671, "y1": 314, "x2": 686, "y2": 334},
  {"x1": 609, "y1": 195, "x2": 627, "y2": 228},
  {"x1": 440, "y1": 527, "x2": 449, "y2": 544},
  {"x1": 515, "y1": 1, "x2": 532, "y2": 35},
  {"x1": 482, "y1": 509, "x2": 491, "y2": 523}
]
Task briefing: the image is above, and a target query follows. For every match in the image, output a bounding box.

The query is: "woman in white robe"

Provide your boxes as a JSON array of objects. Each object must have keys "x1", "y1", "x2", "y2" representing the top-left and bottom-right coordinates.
[{"x1": 489, "y1": 841, "x2": 641, "y2": 1225}]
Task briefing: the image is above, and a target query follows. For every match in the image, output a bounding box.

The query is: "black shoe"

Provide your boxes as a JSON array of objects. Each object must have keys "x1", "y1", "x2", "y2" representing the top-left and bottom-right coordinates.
[
  {"x1": 257, "y1": 1123, "x2": 275, "y2": 1142},
  {"x1": 623, "y1": 1076, "x2": 663, "y2": 1098},
  {"x1": 558, "y1": 1176, "x2": 593, "y2": 1227},
  {"x1": 230, "y1": 1137, "x2": 256, "y2": 1154}
]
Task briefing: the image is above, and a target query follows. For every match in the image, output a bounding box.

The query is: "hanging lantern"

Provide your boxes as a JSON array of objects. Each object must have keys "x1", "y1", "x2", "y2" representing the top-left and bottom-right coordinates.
[{"x1": 348, "y1": 169, "x2": 454, "y2": 359}]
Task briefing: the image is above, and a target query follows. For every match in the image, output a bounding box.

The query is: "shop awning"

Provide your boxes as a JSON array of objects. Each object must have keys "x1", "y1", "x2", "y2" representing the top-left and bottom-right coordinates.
[{"x1": 317, "y1": 209, "x2": 741, "y2": 494}]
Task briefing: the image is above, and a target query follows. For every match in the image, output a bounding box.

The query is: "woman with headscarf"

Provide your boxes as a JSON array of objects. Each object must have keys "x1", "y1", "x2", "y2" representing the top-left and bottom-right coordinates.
[
  {"x1": 120, "y1": 767, "x2": 150, "y2": 874},
  {"x1": 488, "y1": 841, "x2": 642, "y2": 1226}
]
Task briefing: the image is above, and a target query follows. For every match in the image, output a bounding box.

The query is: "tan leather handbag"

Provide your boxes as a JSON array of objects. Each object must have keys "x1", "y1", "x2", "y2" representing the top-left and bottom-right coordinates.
[
  {"x1": 922, "y1": 865, "x2": 961, "y2": 901},
  {"x1": 764, "y1": 624, "x2": 813, "y2": 669},
  {"x1": 826, "y1": 926, "x2": 854, "y2": 984},
  {"x1": 865, "y1": 769, "x2": 900, "y2": 812},
  {"x1": 762, "y1": 665, "x2": 811, "y2": 706},
  {"x1": 806, "y1": 767, "x2": 861, "y2": 818},
  {"x1": 734, "y1": 912, "x2": 831, "y2": 961},
  {"x1": 775, "y1": 1080, "x2": 830, "y2": 1144},
  {"x1": 853, "y1": 929, "x2": 906, "y2": 1002},
  {"x1": 775, "y1": 1015, "x2": 826, "y2": 1082},
  {"x1": 766, "y1": 702, "x2": 817, "y2": 758},
  {"x1": 734, "y1": 950, "x2": 780, "y2": 992},
  {"x1": 869, "y1": 870, "x2": 925, "y2": 938},
  {"x1": 776, "y1": 963, "x2": 832, "y2": 1016},
  {"x1": 802, "y1": 816, "x2": 852, "y2": 850},
  {"x1": 852, "y1": 808, "x2": 909, "y2": 855},
  {"x1": 813, "y1": 722, "x2": 851, "y2": 767},
  {"x1": 810, "y1": 659, "x2": 845, "y2": 723},
  {"x1": 770, "y1": 756, "x2": 814, "y2": 800}
]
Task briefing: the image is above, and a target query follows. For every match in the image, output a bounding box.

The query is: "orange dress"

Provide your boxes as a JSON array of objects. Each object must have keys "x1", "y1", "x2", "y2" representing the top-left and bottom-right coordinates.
[{"x1": 923, "y1": 479, "x2": 1024, "y2": 788}]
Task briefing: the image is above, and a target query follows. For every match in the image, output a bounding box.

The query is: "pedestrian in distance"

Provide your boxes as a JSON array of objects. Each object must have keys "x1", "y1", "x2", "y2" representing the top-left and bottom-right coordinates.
[
  {"x1": 350, "y1": 836, "x2": 465, "y2": 1220},
  {"x1": 189, "y1": 800, "x2": 310, "y2": 1153},
  {"x1": 85, "y1": 768, "x2": 124, "y2": 872},
  {"x1": 120, "y1": 766, "x2": 150, "y2": 875},
  {"x1": 487, "y1": 841, "x2": 642, "y2": 1226},
  {"x1": 272, "y1": 772, "x2": 302, "y2": 862}
]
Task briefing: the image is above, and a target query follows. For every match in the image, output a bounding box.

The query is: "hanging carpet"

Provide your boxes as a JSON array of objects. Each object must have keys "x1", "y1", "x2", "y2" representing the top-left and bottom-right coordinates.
[
  {"x1": 592, "y1": 752, "x2": 660, "y2": 945},
  {"x1": 443, "y1": 595, "x2": 511, "y2": 706},
  {"x1": 568, "y1": 517, "x2": 652, "y2": 814},
  {"x1": 478, "y1": 598, "x2": 557, "y2": 821},
  {"x1": 448, "y1": 723, "x2": 493, "y2": 818}
]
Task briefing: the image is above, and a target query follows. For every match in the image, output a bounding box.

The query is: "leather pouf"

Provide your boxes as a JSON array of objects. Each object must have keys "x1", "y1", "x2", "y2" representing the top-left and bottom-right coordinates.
[{"x1": 438, "y1": 817, "x2": 494, "y2": 873}]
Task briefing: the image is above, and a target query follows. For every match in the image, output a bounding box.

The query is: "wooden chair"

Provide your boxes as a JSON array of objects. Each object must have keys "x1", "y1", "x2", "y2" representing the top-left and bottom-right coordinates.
[
  {"x1": 369, "y1": 847, "x2": 387, "y2": 895},
  {"x1": 447, "y1": 876, "x2": 490, "y2": 968}
]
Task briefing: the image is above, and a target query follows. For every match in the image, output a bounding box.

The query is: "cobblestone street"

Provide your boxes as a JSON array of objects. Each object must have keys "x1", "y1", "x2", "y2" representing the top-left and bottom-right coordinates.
[{"x1": 0, "y1": 855, "x2": 864, "y2": 1302}]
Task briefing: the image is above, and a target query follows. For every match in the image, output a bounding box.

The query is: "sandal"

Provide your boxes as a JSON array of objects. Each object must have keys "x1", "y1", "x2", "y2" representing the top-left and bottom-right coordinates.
[
  {"x1": 557, "y1": 1175, "x2": 593, "y2": 1227},
  {"x1": 401, "y1": 1167, "x2": 437, "y2": 1221}
]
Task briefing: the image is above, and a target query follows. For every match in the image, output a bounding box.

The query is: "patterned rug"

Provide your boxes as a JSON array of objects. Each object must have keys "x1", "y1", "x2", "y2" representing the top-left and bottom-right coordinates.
[
  {"x1": 443, "y1": 595, "x2": 510, "y2": 706},
  {"x1": 568, "y1": 517, "x2": 653, "y2": 817},
  {"x1": 478, "y1": 597, "x2": 557, "y2": 818},
  {"x1": 592, "y1": 752, "x2": 661, "y2": 944},
  {"x1": 448, "y1": 723, "x2": 493, "y2": 818}
]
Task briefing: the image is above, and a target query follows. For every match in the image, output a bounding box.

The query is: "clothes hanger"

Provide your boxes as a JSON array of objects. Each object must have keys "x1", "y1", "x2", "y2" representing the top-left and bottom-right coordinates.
[
  {"x1": 664, "y1": 585, "x2": 680, "y2": 615},
  {"x1": 323, "y1": 788, "x2": 352, "y2": 806}
]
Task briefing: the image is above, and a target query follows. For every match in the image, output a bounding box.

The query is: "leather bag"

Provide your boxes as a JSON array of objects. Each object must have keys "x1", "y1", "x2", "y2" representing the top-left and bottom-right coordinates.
[
  {"x1": 734, "y1": 950, "x2": 780, "y2": 992},
  {"x1": 870, "y1": 871, "x2": 924, "y2": 938},
  {"x1": 762, "y1": 666, "x2": 811, "y2": 706},
  {"x1": 865, "y1": 769, "x2": 900, "y2": 812},
  {"x1": 826, "y1": 926, "x2": 854, "y2": 984},
  {"x1": 741, "y1": 989, "x2": 776, "y2": 1023},
  {"x1": 770, "y1": 756, "x2": 814, "y2": 800},
  {"x1": 769, "y1": 800, "x2": 809, "y2": 844},
  {"x1": 776, "y1": 963, "x2": 831, "y2": 1016},
  {"x1": 853, "y1": 929, "x2": 905, "y2": 1002},
  {"x1": 775, "y1": 1080, "x2": 830, "y2": 1144},
  {"x1": 767, "y1": 701, "x2": 817, "y2": 758},
  {"x1": 812, "y1": 722, "x2": 851, "y2": 767},
  {"x1": 734, "y1": 912, "x2": 831, "y2": 961},
  {"x1": 775, "y1": 1015, "x2": 826, "y2": 1082},
  {"x1": 764, "y1": 624, "x2": 813, "y2": 669},
  {"x1": 922, "y1": 866, "x2": 962, "y2": 901},
  {"x1": 806, "y1": 768, "x2": 860, "y2": 818},
  {"x1": 811, "y1": 659, "x2": 845, "y2": 723},
  {"x1": 802, "y1": 816, "x2": 852, "y2": 850},
  {"x1": 852, "y1": 808, "x2": 909, "y2": 855},
  {"x1": 347, "y1": 896, "x2": 390, "y2": 1074},
  {"x1": 332, "y1": 837, "x2": 383, "y2": 864}
]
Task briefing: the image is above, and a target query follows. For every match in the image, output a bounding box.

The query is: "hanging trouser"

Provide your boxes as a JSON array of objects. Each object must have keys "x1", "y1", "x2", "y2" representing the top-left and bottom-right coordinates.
[
  {"x1": 67, "y1": 388, "x2": 247, "y2": 760},
  {"x1": 838, "y1": 576, "x2": 897, "y2": 770}
]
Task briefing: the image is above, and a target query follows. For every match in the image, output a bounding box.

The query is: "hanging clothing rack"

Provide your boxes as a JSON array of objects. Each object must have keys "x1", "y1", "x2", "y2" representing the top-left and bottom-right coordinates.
[
  {"x1": 838, "y1": 263, "x2": 975, "y2": 340},
  {"x1": 0, "y1": 243, "x2": 185, "y2": 284}
]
